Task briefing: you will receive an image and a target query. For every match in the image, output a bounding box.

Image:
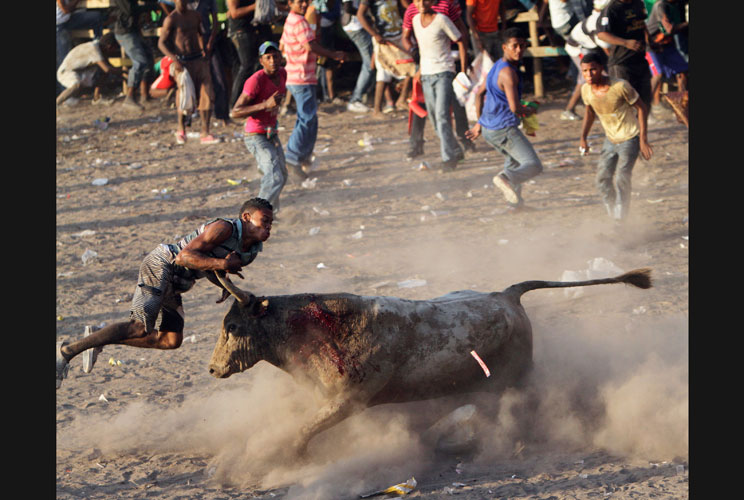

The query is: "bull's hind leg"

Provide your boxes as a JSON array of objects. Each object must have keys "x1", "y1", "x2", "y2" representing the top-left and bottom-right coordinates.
[{"x1": 294, "y1": 397, "x2": 365, "y2": 458}]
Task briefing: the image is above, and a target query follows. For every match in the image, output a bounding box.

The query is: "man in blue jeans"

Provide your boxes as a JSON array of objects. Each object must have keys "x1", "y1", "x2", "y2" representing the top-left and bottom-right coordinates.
[
  {"x1": 342, "y1": 0, "x2": 375, "y2": 112},
  {"x1": 465, "y1": 27, "x2": 543, "y2": 208},
  {"x1": 112, "y1": 0, "x2": 157, "y2": 110},
  {"x1": 231, "y1": 42, "x2": 289, "y2": 212},
  {"x1": 578, "y1": 50, "x2": 652, "y2": 222},
  {"x1": 56, "y1": 0, "x2": 106, "y2": 95},
  {"x1": 227, "y1": 0, "x2": 274, "y2": 108},
  {"x1": 279, "y1": 0, "x2": 346, "y2": 180}
]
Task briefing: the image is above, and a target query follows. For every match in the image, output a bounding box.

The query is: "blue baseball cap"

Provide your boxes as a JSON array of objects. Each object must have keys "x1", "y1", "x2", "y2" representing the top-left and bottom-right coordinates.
[{"x1": 258, "y1": 41, "x2": 280, "y2": 56}]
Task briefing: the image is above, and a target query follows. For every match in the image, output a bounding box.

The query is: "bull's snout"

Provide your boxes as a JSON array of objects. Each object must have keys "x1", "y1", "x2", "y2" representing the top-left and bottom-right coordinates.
[{"x1": 208, "y1": 363, "x2": 232, "y2": 378}]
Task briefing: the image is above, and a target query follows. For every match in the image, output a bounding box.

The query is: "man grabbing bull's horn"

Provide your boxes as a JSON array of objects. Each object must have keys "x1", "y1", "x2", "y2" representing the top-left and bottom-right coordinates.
[{"x1": 56, "y1": 197, "x2": 274, "y2": 389}]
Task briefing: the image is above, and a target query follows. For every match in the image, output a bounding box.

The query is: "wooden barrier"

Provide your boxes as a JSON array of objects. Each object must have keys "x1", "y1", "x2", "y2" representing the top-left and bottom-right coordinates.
[
  {"x1": 512, "y1": 7, "x2": 567, "y2": 98},
  {"x1": 70, "y1": 1, "x2": 162, "y2": 92},
  {"x1": 69, "y1": 3, "x2": 565, "y2": 97}
]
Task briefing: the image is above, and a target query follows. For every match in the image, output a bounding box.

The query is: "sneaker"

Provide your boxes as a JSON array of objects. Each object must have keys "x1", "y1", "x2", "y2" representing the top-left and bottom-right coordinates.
[
  {"x1": 347, "y1": 101, "x2": 369, "y2": 113},
  {"x1": 560, "y1": 110, "x2": 580, "y2": 121},
  {"x1": 439, "y1": 159, "x2": 458, "y2": 172},
  {"x1": 382, "y1": 103, "x2": 395, "y2": 114},
  {"x1": 56, "y1": 341, "x2": 70, "y2": 389},
  {"x1": 331, "y1": 97, "x2": 345, "y2": 106},
  {"x1": 287, "y1": 161, "x2": 308, "y2": 182},
  {"x1": 461, "y1": 139, "x2": 476, "y2": 153},
  {"x1": 81, "y1": 325, "x2": 103, "y2": 374},
  {"x1": 492, "y1": 173, "x2": 520, "y2": 204}
]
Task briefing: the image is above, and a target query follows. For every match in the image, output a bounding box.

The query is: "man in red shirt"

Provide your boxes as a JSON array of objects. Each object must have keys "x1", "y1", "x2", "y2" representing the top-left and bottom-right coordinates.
[
  {"x1": 466, "y1": 0, "x2": 506, "y2": 60},
  {"x1": 231, "y1": 41, "x2": 290, "y2": 213}
]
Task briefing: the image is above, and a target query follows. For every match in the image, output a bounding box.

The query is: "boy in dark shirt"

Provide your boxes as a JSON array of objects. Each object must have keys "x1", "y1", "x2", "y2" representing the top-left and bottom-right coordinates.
[{"x1": 596, "y1": 0, "x2": 651, "y2": 107}]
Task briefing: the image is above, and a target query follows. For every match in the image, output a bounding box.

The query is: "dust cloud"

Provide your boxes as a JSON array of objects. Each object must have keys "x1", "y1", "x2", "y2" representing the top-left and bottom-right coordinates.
[{"x1": 57, "y1": 223, "x2": 687, "y2": 498}]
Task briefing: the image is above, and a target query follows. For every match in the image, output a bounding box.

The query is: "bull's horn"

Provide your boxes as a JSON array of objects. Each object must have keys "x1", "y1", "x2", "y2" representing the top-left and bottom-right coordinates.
[{"x1": 214, "y1": 271, "x2": 255, "y2": 306}]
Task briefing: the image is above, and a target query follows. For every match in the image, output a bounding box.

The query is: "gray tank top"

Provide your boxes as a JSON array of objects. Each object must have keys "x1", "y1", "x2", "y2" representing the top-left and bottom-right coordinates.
[{"x1": 167, "y1": 218, "x2": 263, "y2": 290}]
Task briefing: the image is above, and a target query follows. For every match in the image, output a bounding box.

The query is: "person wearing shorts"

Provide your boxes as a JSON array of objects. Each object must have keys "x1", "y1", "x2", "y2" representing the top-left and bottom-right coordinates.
[
  {"x1": 645, "y1": 0, "x2": 687, "y2": 113},
  {"x1": 56, "y1": 198, "x2": 274, "y2": 389},
  {"x1": 158, "y1": 0, "x2": 220, "y2": 144},
  {"x1": 56, "y1": 34, "x2": 123, "y2": 107}
]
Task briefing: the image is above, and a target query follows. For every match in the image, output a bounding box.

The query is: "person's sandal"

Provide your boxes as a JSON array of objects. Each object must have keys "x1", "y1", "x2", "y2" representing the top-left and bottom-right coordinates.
[
  {"x1": 175, "y1": 130, "x2": 186, "y2": 144},
  {"x1": 200, "y1": 134, "x2": 220, "y2": 144}
]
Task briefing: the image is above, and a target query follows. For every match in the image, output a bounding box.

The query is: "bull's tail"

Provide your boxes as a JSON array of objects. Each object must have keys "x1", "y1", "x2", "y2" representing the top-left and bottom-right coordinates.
[{"x1": 503, "y1": 268, "x2": 652, "y2": 301}]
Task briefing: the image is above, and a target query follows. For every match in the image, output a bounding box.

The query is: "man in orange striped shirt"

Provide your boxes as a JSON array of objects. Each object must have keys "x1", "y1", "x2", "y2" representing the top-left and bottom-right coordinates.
[{"x1": 279, "y1": 0, "x2": 346, "y2": 181}]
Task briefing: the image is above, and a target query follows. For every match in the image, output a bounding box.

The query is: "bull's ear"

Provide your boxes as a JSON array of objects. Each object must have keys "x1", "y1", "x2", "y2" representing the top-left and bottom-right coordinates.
[{"x1": 251, "y1": 297, "x2": 269, "y2": 317}]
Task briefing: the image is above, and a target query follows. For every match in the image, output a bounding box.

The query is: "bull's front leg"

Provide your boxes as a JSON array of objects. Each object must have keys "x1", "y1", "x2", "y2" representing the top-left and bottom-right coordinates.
[{"x1": 294, "y1": 397, "x2": 365, "y2": 457}]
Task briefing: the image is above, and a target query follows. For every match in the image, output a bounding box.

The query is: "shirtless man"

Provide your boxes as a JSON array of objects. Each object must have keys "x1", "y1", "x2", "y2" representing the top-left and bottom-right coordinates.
[
  {"x1": 56, "y1": 198, "x2": 274, "y2": 389},
  {"x1": 158, "y1": 0, "x2": 220, "y2": 144}
]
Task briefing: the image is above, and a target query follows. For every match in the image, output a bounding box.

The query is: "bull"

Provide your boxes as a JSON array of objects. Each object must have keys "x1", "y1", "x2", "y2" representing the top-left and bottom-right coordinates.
[{"x1": 209, "y1": 269, "x2": 652, "y2": 455}]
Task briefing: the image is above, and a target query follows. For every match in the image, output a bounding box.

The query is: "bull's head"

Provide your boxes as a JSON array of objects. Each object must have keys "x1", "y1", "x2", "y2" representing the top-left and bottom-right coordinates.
[{"x1": 208, "y1": 272, "x2": 271, "y2": 378}]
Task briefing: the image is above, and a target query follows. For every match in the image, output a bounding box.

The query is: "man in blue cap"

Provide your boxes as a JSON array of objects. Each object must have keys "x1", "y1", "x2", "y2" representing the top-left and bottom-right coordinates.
[{"x1": 231, "y1": 41, "x2": 290, "y2": 213}]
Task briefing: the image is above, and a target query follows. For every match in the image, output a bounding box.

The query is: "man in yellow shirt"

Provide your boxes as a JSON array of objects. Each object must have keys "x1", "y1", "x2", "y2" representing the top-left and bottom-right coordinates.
[{"x1": 579, "y1": 50, "x2": 652, "y2": 223}]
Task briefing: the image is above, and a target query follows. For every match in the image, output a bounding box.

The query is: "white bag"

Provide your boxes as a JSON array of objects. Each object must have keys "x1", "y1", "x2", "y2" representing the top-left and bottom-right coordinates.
[
  {"x1": 253, "y1": 0, "x2": 278, "y2": 25},
  {"x1": 464, "y1": 51, "x2": 495, "y2": 122},
  {"x1": 452, "y1": 72, "x2": 472, "y2": 107},
  {"x1": 171, "y1": 64, "x2": 196, "y2": 116}
]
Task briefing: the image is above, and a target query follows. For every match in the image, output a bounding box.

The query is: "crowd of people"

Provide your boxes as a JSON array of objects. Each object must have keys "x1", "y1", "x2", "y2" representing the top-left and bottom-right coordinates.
[
  {"x1": 55, "y1": 0, "x2": 689, "y2": 216},
  {"x1": 56, "y1": 0, "x2": 688, "y2": 389}
]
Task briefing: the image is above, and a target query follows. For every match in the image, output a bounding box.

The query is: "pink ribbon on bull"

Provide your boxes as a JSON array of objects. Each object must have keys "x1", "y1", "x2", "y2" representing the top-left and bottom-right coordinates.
[{"x1": 470, "y1": 350, "x2": 490, "y2": 377}]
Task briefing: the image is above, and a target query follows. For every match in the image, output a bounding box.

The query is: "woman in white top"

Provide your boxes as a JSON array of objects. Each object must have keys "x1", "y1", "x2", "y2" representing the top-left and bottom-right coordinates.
[{"x1": 411, "y1": 0, "x2": 467, "y2": 171}]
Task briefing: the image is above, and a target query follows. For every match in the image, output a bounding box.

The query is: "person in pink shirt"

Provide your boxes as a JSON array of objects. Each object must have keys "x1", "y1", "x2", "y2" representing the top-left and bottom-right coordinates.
[
  {"x1": 279, "y1": 0, "x2": 346, "y2": 180},
  {"x1": 230, "y1": 41, "x2": 290, "y2": 213}
]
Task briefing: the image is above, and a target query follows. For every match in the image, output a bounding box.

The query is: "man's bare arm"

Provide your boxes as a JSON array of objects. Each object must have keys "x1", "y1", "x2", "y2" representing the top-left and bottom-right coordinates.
[
  {"x1": 227, "y1": 0, "x2": 256, "y2": 19},
  {"x1": 464, "y1": 82, "x2": 487, "y2": 141},
  {"x1": 401, "y1": 27, "x2": 416, "y2": 53},
  {"x1": 466, "y1": 5, "x2": 481, "y2": 53},
  {"x1": 174, "y1": 220, "x2": 243, "y2": 273},
  {"x1": 157, "y1": 15, "x2": 183, "y2": 71},
  {"x1": 453, "y1": 16, "x2": 469, "y2": 54},
  {"x1": 633, "y1": 98, "x2": 653, "y2": 160},
  {"x1": 499, "y1": 66, "x2": 532, "y2": 116},
  {"x1": 579, "y1": 104, "x2": 596, "y2": 152},
  {"x1": 597, "y1": 31, "x2": 642, "y2": 52},
  {"x1": 230, "y1": 90, "x2": 283, "y2": 119},
  {"x1": 306, "y1": 40, "x2": 345, "y2": 62},
  {"x1": 357, "y1": 3, "x2": 385, "y2": 44},
  {"x1": 206, "y1": 7, "x2": 218, "y2": 54}
]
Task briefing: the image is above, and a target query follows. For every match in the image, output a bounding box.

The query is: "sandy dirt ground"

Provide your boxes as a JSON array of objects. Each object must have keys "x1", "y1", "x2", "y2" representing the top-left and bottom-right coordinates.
[{"x1": 56, "y1": 84, "x2": 688, "y2": 499}]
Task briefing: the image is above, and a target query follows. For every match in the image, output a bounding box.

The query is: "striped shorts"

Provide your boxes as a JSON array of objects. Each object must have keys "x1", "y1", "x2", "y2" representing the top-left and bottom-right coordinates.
[{"x1": 129, "y1": 245, "x2": 189, "y2": 334}]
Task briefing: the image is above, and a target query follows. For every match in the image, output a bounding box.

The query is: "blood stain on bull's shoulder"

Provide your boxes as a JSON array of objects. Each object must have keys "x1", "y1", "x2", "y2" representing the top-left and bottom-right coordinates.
[{"x1": 286, "y1": 299, "x2": 367, "y2": 380}]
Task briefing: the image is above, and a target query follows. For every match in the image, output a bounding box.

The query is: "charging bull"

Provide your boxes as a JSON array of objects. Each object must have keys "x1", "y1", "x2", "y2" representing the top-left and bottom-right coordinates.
[{"x1": 209, "y1": 269, "x2": 652, "y2": 455}]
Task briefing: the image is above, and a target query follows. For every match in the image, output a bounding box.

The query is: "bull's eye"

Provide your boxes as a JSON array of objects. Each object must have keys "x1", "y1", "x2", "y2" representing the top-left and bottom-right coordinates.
[{"x1": 226, "y1": 323, "x2": 237, "y2": 335}]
